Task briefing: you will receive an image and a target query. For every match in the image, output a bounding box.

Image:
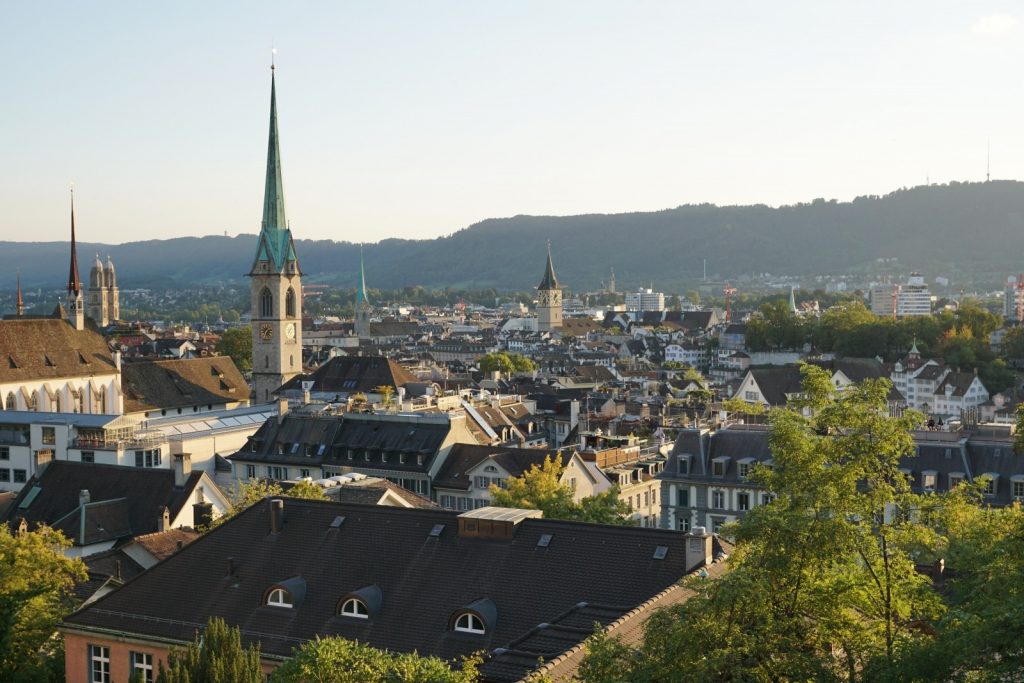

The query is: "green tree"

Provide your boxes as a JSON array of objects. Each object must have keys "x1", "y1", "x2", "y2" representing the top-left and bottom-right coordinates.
[
  {"x1": 156, "y1": 617, "x2": 262, "y2": 683},
  {"x1": 1000, "y1": 325, "x2": 1024, "y2": 361},
  {"x1": 489, "y1": 457, "x2": 631, "y2": 525},
  {"x1": 208, "y1": 479, "x2": 326, "y2": 531},
  {"x1": 215, "y1": 327, "x2": 253, "y2": 374},
  {"x1": 270, "y1": 636, "x2": 480, "y2": 683},
  {"x1": 578, "y1": 366, "x2": 941, "y2": 681},
  {"x1": 374, "y1": 384, "x2": 395, "y2": 407},
  {"x1": 0, "y1": 525, "x2": 87, "y2": 682},
  {"x1": 479, "y1": 353, "x2": 536, "y2": 374}
]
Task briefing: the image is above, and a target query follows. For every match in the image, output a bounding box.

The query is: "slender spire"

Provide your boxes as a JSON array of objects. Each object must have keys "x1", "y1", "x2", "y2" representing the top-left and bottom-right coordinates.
[
  {"x1": 67, "y1": 188, "x2": 81, "y2": 297},
  {"x1": 538, "y1": 241, "x2": 560, "y2": 290},
  {"x1": 261, "y1": 64, "x2": 287, "y2": 235},
  {"x1": 15, "y1": 269, "x2": 24, "y2": 316},
  {"x1": 357, "y1": 245, "x2": 369, "y2": 306},
  {"x1": 789, "y1": 285, "x2": 798, "y2": 314}
]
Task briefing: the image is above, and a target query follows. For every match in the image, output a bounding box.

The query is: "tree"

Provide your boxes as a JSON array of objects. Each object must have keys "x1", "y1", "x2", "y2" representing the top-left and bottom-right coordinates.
[
  {"x1": 1000, "y1": 325, "x2": 1024, "y2": 361},
  {"x1": 215, "y1": 327, "x2": 253, "y2": 374},
  {"x1": 207, "y1": 479, "x2": 325, "y2": 531},
  {"x1": 270, "y1": 636, "x2": 480, "y2": 683},
  {"x1": 0, "y1": 524, "x2": 87, "y2": 682},
  {"x1": 578, "y1": 366, "x2": 942, "y2": 681},
  {"x1": 489, "y1": 457, "x2": 631, "y2": 525},
  {"x1": 478, "y1": 352, "x2": 536, "y2": 374},
  {"x1": 374, "y1": 385, "x2": 395, "y2": 407},
  {"x1": 156, "y1": 617, "x2": 262, "y2": 683}
]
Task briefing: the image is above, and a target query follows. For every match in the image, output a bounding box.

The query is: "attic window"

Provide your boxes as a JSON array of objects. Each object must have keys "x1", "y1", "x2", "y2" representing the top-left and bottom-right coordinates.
[
  {"x1": 266, "y1": 588, "x2": 292, "y2": 608},
  {"x1": 43, "y1": 355, "x2": 55, "y2": 367},
  {"x1": 7, "y1": 356, "x2": 17, "y2": 369},
  {"x1": 78, "y1": 352, "x2": 89, "y2": 364},
  {"x1": 453, "y1": 612, "x2": 485, "y2": 634},
  {"x1": 429, "y1": 524, "x2": 445, "y2": 537},
  {"x1": 339, "y1": 598, "x2": 369, "y2": 619},
  {"x1": 653, "y1": 545, "x2": 669, "y2": 560},
  {"x1": 537, "y1": 534, "x2": 552, "y2": 548},
  {"x1": 210, "y1": 365, "x2": 222, "y2": 376}
]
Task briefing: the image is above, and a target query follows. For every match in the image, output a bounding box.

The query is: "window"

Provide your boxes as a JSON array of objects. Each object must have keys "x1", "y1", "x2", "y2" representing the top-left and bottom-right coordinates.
[
  {"x1": 4, "y1": 393, "x2": 14, "y2": 411},
  {"x1": 712, "y1": 490, "x2": 725, "y2": 509},
  {"x1": 285, "y1": 287, "x2": 296, "y2": 317},
  {"x1": 130, "y1": 651, "x2": 153, "y2": 683},
  {"x1": 458, "y1": 497, "x2": 472, "y2": 511},
  {"x1": 474, "y1": 476, "x2": 488, "y2": 489},
  {"x1": 134, "y1": 449, "x2": 162, "y2": 468},
  {"x1": 1013, "y1": 480, "x2": 1024, "y2": 500},
  {"x1": 678, "y1": 517, "x2": 690, "y2": 531},
  {"x1": 41, "y1": 427, "x2": 55, "y2": 445},
  {"x1": 677, "y1": 487, "x2": 689, "y2": 507},
  {"x1": 737, "y1": 492, "x2": 750, "y2": 511},
  {"x1": 0, "y1": 469, "x2": 8, "y2": 482},
  {"x1": 761, "y1": 493, "x2": 775, "y2": 505},
  {"x1": 260, "y1": 288, "x2": 273, "y2": 318},
  {"x1": 922, "y1": 472, "x2": 937, "y2": 491},
  {"x1": 340, "y1": 598, "x2": 369, "y2": 619},
  {"x1": 949, "y1": 474, "x2": 964, "y2": 489},
  {"x1": 246, "y1": 465, "x2": 256, "y2": 479},
  {"x1": 643, "y1": 491, "x2": 649, "y2": 507},
  {"x1": 81, "y1": 451, "x2": 94, "y2": 464},
  {"x1": 88, "y1": 644, "x2": 110, "y2": 683},
  {"x1": 267, "y1": 588, "x2": 293, "y2": 608},
  {"x1": 268, "y1": 466, "x2": 287, "y2": 480},
  {"x1": 712, "y1": 459, "x2": 728, "y2": 477},
  {"x1": 453, "y1": 612, "x2": 485, "y2": 634},
  {"x1": 300, "y1": 469, "x2": 311, "y2": 479},
  {"x1": 440, "y1": 495, "x2": 456, "y2": 509},
  {"x1": 0, "y1": 446, "x2": 7, "y2": 460},
  {"x1": 13, "y1": 469, "x2": 26, "y2": 483},
  {"x1": 983, "y1": 477, "x2": 996, "y2": 495},
  {"x1": 744, "y1": 391, "x2": 759, "y2": 401}
]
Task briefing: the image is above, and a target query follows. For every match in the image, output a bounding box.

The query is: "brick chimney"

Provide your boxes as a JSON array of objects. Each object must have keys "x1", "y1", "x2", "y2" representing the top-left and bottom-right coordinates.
[{"x1": 277, "y1": 397, "x2": 289, "y2": 425}]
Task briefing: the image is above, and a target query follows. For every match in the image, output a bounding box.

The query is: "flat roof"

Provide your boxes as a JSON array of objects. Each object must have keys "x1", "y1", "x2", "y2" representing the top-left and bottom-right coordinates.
[{"x1": 0, "y1": 411, "x2": 122, "y2": 428}]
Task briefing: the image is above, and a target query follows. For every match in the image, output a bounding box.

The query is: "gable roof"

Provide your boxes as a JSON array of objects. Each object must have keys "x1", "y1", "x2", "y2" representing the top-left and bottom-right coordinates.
[
  {"x1": 64, "y1": 498, "x2": 698, "y2": 682},
  {"x1": 3, "y1": 461, "x2": 206, "y2": 545},
  {"x1": 0, "y1": 318, "x2": 116, "y2": 384},
  {"x1": 433, "y1": 443, "x2": 565, "y2": 491},
  {"x1": 746, "y1": 367, "x2": 804, "y2": 406},
  {"x1": 121, "y1": 357, "x2": 249, "y2": 413},
  {"x1": 277, "y1": 355, "x2": 418, "y2": 395}
]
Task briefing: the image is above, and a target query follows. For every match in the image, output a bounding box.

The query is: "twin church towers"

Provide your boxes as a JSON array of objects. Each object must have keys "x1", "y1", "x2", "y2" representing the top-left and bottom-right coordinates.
[{"x1": 248, "y1": 65, "x2": 563, "y2": 401}]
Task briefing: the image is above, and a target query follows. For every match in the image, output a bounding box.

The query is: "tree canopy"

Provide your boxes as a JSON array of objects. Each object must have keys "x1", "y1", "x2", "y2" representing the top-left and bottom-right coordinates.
[
  {"x1": 215, "y1": 327, "x2": 253, "y2": 374},
  {"x1": 478, "y1": 352, "x2": 537, "y2": 374},
  {"x1": 155, "y1": 617, "x2": 262, "y2": 683}
]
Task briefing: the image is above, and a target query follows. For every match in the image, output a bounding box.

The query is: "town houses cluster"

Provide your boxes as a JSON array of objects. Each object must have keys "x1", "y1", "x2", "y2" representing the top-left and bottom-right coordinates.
[{"x1": 4, "y1": 66, "x2": 1024, "y2": 683}]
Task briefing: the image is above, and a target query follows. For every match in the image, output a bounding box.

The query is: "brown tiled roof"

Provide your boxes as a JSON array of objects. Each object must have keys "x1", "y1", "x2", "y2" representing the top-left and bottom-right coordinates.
[
  {"x1": 64, "y1": 498, "x2": 698, "y2": 682},
  {"x1": 121, "y1": 357, "x2": 249, "y2": 413},
  {"x1": 133, "y1": 528, "x2": 201, "y2": 561},
  {"x1": 0, "y1": 318, "x2": 116, "y2": 384}
]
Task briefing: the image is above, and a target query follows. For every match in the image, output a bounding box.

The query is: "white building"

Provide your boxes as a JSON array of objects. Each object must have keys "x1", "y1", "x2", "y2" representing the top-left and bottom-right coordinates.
[
  {"x1": 897, "y1": 273, "x2": 932, "y2": 317},
  {"x1": 625, "y1": 288, "x2": 666, "y2": 313}
]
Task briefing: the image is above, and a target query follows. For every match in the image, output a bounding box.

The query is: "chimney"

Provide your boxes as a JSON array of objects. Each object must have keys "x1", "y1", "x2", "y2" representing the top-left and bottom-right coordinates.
[
  {"x1": 79, "y1": 489, "x2": 91, "y2": 506},
  {"x1": 113, "y1": 349, "x2": 122, "y2": 372},
  {"x1": 685, "y1": 526, "x2": 713, "y2": 572},
  {"x1": 277, "y1": 397, "x2": 289, "y2": 425},
  {"x1": 173, "y1": 453, "x2": 191, "y2": 488},
  {"x1": 158, "y1": 506, "x2": 170, "y2": 532},
  {"x1": 269, "y1": 498, "x2": 284, "y2": 534}
]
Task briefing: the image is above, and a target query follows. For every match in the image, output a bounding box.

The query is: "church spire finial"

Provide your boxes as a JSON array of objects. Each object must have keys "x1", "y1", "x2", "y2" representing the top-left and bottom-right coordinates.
[{"x1": 67, "y1": 187, "x2": 81, "y2": 297}]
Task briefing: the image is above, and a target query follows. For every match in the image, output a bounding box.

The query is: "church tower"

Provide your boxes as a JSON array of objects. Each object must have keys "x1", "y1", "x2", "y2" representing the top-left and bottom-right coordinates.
[
  {"x1": 105, "y1": 255, "x2": 120, "y2": 322},
  {"x1": 249, "y1": 63, "x2": 302, "y2": 403},
  {"x1": 355, "y1": 246, "x2": 371, "y2": 339},
  {"x1": 15, "y1": 271, "x2": 24, "y2": 317},
  {"x1": 88, "y1": 254, "x2": 110, "y2": 326},
  {"x1": 67, "y1": 190, "x2": 85, "y2": 331},
  {"x1": 537, "y1": 243, "x2": 562, "y2": 333}
]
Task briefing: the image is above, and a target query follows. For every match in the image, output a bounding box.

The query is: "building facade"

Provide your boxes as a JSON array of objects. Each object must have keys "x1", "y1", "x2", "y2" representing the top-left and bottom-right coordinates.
[{"x1": 625, "y1": 288, "x2": 666, "y2": 313}]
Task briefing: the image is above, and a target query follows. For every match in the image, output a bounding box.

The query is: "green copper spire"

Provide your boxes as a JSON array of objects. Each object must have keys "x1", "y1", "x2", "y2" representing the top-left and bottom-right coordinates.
[
  {"x1": 252, "y1": 64, "x2": 298, "y2": 272},
  {"x1": 356, "y1": 245, "x2": 370, "y2": 306}
]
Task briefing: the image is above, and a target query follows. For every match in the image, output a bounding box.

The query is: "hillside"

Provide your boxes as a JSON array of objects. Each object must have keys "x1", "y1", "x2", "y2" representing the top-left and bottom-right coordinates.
[{"x1": 3, "y1": 181, "x2": 1022, "y2": 292}]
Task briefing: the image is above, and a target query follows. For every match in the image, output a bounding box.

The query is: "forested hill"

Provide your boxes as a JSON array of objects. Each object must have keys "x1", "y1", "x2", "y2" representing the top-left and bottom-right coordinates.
[{"x1": 3, "y1": 181, "x2": 1022, "y2": 292}]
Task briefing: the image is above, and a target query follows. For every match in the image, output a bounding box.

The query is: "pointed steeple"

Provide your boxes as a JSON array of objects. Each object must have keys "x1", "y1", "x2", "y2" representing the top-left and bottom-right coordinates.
[
  {"x1": 15, "y1": 270, "x2": 24, "y2": 316},
  {"x1": 262, "y1": 65, "x2": 287, "y2": 235},
  {"x1": 356, "y1": 245, "x2": 370, "y2": 306},
  {"x1": 67, "y1": 189, "x2": 81, "y2": 297},
  {"x1": 538, "y1": 241, "x2": 560, "y2": 290}
]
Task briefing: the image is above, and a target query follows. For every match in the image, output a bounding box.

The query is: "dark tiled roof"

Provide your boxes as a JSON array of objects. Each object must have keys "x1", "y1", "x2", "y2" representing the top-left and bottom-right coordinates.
[
  {"x1": 3, "y1": 461, "x2": 204, "y2": 545},
  {"x1": 433, "y1": 444, "x2": 564, "y2": 491},
  {"x1": 935, "y1": 371, "x2": 980, "y2": 397},
  {"x1": 65, "y1": 499, "x2": 695, "y2": 682},
  {"x1": 0, "y1": 318, "x2": 116, "y2": 384},
  {"x1": 121, "y1": 357, "x2": 249, "y2": 413},
  {"x1": 748, "y1": 367, "x2": 804, "y2": 406},
  {"x1": 277, "y1": 356, "x2": 418, "y2": 395}
]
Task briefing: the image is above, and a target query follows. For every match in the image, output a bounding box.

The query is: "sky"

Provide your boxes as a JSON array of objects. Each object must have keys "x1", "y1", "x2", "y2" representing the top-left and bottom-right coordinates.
[{"x1": 4, "y1": 1, "x2": 1023, "y2": 244}]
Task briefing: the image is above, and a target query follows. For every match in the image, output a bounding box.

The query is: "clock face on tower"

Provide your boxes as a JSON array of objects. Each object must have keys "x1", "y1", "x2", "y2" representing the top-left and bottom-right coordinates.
[
  {"x1": 285, "y1": 323, "x2": 296, "y2": 340},
  {"x1": 260, "y1": 323, "x2": 273, "y2": 342},
  {"x1": 539, "y1": 291, "x2": 550, "y2": 305}
]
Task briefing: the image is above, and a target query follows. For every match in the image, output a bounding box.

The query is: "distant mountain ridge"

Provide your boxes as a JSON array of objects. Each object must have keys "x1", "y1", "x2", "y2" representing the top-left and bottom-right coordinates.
[{"x1": 3, "y1": 181, "x2": 1021, "y2": 292}]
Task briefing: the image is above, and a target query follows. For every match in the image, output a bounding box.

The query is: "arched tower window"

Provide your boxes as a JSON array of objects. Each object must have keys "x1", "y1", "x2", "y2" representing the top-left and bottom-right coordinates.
[
  {"x1": 4, "y1": 393, "x2": 13, "y2": 411},
  {"x1": 285, "y1": 288, "x2": 296, "y2": 318},
  {"x1": 261, "y1": 288, "x2": 273, "y2": 318},
  {"x1": 28, "y1": 391, "x2": 39, "y2": 411}
]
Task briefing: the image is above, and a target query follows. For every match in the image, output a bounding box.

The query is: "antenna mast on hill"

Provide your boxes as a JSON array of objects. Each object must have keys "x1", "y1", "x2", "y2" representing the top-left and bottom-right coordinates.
[{"x1": 987, "y1": 139, "x2": 991, "y2": 182}]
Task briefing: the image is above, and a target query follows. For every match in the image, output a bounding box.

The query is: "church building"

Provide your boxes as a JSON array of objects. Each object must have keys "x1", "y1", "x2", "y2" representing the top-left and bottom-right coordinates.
[
  {"x1": 87, "y1": 254, "x2": 120, "y2": 327},
  {"x1": 537, "y1": 244, "x2": 563, "y2": 333},
  {"x1": 249, "y1": 64, "x2": 303, "y2": 403}
]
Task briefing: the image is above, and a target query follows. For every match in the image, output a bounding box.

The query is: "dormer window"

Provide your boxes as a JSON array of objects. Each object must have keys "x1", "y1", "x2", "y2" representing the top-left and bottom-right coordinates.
[
  {"x1": 267, "y1": 588, "x2": 292, "y2": 608},
  {"x1": 340, "y1": 598, "x2": 369, "y2": 619},
  {"x1": 453, "y1": 613, "x2": 485, "y2": 634}
]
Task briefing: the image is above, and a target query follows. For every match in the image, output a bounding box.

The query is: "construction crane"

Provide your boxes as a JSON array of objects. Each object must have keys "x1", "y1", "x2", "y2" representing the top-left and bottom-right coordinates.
[{"x1": 724, "y1": 284, "x2": 737, "y2": 323}]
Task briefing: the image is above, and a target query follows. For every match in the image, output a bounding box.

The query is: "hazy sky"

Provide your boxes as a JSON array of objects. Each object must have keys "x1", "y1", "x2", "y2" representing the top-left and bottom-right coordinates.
[{"x1": 4, "y1": 1, "x2": 1022, "y2": 244}]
